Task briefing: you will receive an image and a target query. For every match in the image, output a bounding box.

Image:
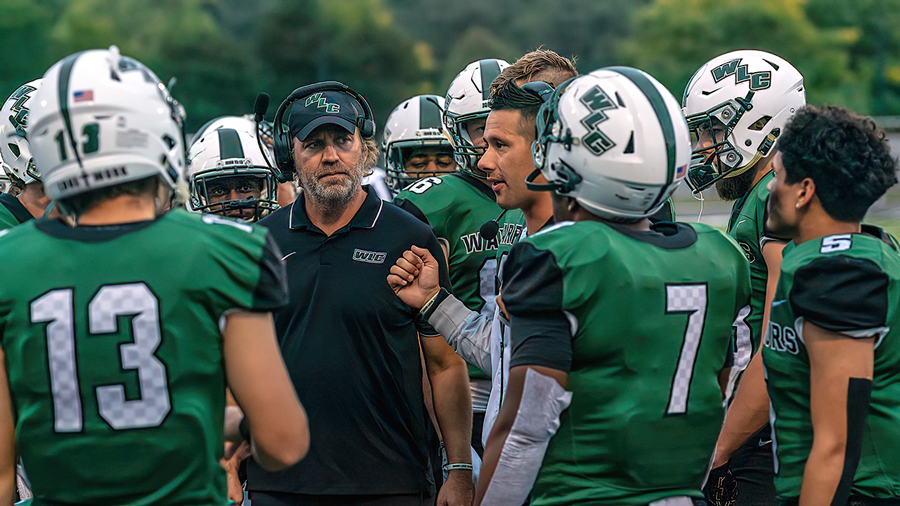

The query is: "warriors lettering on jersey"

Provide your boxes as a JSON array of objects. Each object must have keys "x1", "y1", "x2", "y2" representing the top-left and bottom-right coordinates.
[
  {"x1": 764, "y1": 320, "x2": 799, "y2": 355},
  {"x1": 460, "y1": 223, "x2": 523, "y2": 255}
]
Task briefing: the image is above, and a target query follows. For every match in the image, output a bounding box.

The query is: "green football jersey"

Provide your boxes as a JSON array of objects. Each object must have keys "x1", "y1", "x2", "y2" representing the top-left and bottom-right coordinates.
[
  {"x1": 502, "y1": 220, "x2": 751, "y2": 505},
  {"x1": 764, "y1": 232, "x2": 900, "y2": 500},
  {"x1": 0, "y1": 209, "x2": 286, "y2": 506},
  {"x1": 394, "y1": 173, "x2": 523, "y2": 313},
  {"x1": 727, "y1": 170, "x2": 777, "y2": 361},
  {"x1": 0, "y1": 193, "x2": 33, "y2": 231},
  {"x1": 394, "y1": 173, "x2": 524, "y2": 381}
]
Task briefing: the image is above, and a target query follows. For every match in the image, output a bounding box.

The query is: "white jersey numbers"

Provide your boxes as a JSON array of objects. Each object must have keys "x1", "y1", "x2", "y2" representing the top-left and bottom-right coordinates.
[
  {"x1": 31, "y1": 283, "x2": 171, "y2": 432},
  {"x1": 665, "y1": 283, "x2": 708, "y2": 415}
]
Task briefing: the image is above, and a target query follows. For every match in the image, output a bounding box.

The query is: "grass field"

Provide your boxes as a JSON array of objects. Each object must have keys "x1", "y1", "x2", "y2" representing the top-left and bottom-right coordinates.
[{"x1": 671, "y1": 183, "x2": 900, "y2": 238}]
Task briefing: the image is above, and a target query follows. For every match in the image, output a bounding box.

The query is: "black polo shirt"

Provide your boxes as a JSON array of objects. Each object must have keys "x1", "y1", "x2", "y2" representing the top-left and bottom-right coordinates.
[{"x1": 251, "y1": 186, "x2": 450, "y2": 496}]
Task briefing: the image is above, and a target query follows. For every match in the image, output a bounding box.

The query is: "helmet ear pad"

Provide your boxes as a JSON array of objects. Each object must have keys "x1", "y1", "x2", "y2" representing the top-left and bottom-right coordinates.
[{"x1": 271, "y1": 81, "x2": 377, "y2": 184}]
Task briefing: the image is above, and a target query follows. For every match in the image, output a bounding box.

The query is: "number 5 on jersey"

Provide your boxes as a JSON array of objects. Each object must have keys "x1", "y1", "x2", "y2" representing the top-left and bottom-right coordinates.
[{"x1": 32, "y1": 283, "x2": 171, "y2": 432}]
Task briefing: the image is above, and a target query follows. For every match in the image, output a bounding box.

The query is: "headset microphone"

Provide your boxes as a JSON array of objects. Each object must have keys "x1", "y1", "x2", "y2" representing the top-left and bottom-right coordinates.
[
  {"x1": 254, "y1": 93, "x2": 269, "y2": 122},
  {"x1": 253, "y1": 92, "x2": 277, "y2": 170},
  {"x1": 479, "y1": 209, "x2": 508, "y2": 241}
]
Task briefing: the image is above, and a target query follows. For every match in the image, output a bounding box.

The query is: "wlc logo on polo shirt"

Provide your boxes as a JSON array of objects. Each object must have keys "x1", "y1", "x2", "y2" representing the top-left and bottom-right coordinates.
[{"x1": 352, "y1": 248, "x2": 387, "y2": 264}]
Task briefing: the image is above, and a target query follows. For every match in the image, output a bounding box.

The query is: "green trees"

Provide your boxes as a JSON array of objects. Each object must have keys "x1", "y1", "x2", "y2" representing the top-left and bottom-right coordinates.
[{"x1": 2, "y1": 0, "x2": 898, "y2": 132}]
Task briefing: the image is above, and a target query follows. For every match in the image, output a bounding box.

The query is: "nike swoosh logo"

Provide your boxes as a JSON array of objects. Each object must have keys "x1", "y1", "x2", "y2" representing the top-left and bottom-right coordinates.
[
  {"x1": 281, "y1": 251, "x2": 296, "y2": 261},
  {"x1": 736, "y1": 219, "x2": 747, "y2": 227},
  {"x1": 772, "y1": 300, "x2": 786, "y2": 307},
  {"x1": 758, "y1": 439, "x2": 773, "y2": 447},
  {"x1": 701, "y1": 87, "x2": 722, "y2": 96}
]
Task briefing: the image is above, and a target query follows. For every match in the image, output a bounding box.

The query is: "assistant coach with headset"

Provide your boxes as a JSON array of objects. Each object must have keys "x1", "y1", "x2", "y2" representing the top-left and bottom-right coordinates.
[{"x1": 247, "y1": 81, "x2": 474, "y2": 506}]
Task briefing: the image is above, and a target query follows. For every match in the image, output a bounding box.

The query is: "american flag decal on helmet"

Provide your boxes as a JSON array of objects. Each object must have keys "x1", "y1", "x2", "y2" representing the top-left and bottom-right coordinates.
[{"x1": 73, "y1": 90, "x2": 93, "y2": 102}]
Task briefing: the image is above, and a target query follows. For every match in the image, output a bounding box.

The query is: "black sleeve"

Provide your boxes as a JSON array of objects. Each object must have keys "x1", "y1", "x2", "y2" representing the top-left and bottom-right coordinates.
[
  {"x1": 416, "y1": 230, "x2": 453, "y2": 337},
  {"x1": 502, "y1": 242, "x2": 573, "y2": 373},
  {"x1": 393, "y1": 198, "x2": 430, "y2": 226},
  {"x1": 251, "y1": 232, "x2": 289, "y2": 311},
  {"x1": 789, "y1": 256, "x2": 889, "y2": 335}
]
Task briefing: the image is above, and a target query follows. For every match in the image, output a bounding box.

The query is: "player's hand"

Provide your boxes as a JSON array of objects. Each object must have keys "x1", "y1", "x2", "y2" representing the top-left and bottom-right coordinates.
[
  {"x1": 703, "y1": 462, "x2": 737, "y2": 506},
  {"x1": 496, "y1": 293, "x2": 508, "y2": 321},
  {"x1": 388, "y1": 245, "x2": 441, "y2": 309},
  {"x1": 438, "y1": 469, "x2": 474, "y2": 506},
  {"x1": 222, "y1": 441, "x2": 251, "y2": 504}
]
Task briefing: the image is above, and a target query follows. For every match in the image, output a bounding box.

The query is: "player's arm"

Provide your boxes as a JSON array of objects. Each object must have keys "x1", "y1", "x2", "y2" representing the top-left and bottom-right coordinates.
[
  {"x1": 712, "y1": 237, "x2": 783, "y2": 466},
  {"x1": 712, "y1": 343, "x2": 770, "y2": 467},
  {"x1": 760, "y1": 238, "x2": 786, "y2": 331},
  {"x1": 790, "y1": 255, "x2": 885, "y2": 505},
  {"x1": 389, "y1": 246, "x2": 494, "y2": 374},
  {"x1": 799, "y1": 322, "x2": 873, "y2": 506},
  {"x1": 223, "y1": 311, "x2": 309, "y2": 471},
  {"x1": 476, "y1": 365, "x2": 569, "y2": 506},
  {"x1": 0, "y1": 350, "x2": 15, "y2": 506},
  {"x1": 476, "y1": 243, "x2": 573, "y2": 505}
]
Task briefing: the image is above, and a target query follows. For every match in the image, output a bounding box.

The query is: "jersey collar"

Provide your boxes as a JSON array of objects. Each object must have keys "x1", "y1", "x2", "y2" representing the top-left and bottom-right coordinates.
[
  {"x1": 451, "y1": 171, "x2": 497, "y2": 201},
  {"x1": 288, "y1": 185, "x2": 384, "y2": 232},
  {"x1": 0, "y1": 193, "x2": 34, "y2": 224}
]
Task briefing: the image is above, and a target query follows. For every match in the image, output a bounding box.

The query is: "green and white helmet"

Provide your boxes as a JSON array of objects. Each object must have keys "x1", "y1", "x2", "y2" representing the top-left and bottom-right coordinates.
[
  {"x1": 682, "y1": 50, "x2": 805, "y2": 193},
  {"x1": 187, "y1": 116, "x2": 279, "y2": 222},
  {"x1": 28, "y1": 46, "x2": 186, "y2": 202},
  {"x1": 382, "y1": 95, "x2": 453, "y2": 191},
  {"x1": 530, "y1": 67, "x2": 690, "y2": 221},
  {"x1": 443, "y1": 58, "x2": 509, "y2": 178},
  {"x1": 0, "y1": 79, "x2": 43, "y2": 186}
]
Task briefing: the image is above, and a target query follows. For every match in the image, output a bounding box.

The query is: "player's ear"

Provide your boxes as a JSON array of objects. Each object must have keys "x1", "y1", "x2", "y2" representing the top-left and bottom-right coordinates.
[{"x1": 796, "y1": 177, "x2": 815, "y2": 210}]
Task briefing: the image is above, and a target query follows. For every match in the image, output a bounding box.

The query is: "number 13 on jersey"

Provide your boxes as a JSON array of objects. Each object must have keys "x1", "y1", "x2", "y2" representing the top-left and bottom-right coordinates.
[{"x1": 31, "y1": 283, "x2": 171, "y2": 433}]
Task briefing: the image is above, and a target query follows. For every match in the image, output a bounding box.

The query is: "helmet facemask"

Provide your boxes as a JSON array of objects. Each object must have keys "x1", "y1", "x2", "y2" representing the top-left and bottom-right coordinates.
[
  {"x1": 684, "y1": 93, "x2": 758, "y2": 193},
  {"x1": 444, "y1": 112, "x2": 489, "y2": 179},
  {"x1": 189, "y1": 167, "x2": 278, "y2": 222},
  {"x1": 385, "y1": 137, "x2": 455, "y2": 191}
]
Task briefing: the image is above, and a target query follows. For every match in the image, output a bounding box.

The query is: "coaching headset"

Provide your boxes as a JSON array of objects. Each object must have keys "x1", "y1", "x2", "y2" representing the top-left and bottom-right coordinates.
[{"x1": 272, "y1": 81, "x2": 377, "y2": 183}]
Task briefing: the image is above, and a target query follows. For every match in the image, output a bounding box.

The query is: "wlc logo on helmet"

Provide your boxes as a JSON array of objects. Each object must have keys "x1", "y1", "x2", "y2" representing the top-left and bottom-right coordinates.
[
  {"x1": 579, "y1": 85, "x2": 617, "y2": 156},
  {"x1": 305, "y1": 93, "x2": 340, "y2": 113},
  {"x1": 7, "y1": 84, "x2": 37, "y2": 136},
  {"x1": 710, "y1": 58, "x2": 772, "y2": 91}
]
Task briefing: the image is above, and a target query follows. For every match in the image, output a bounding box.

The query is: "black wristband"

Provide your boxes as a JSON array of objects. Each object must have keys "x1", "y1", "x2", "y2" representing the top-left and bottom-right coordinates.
[
  {"x1": 421, "y1": 288, "x2": 451, "y2": 321},
  {"x1": 239, "y1": 416, "x2": 251, "y2": 442}
]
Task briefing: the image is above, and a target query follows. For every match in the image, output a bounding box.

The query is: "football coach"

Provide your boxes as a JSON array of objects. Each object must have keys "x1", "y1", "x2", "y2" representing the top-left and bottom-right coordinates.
[{"x1": 248, "y1": 81, "x2": 474, "y2": 506}]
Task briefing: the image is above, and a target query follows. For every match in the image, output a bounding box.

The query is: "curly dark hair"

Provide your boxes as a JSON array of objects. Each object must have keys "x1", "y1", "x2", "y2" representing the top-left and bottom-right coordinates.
[{"x1": 777, "y1": 105, "x2": 898, "y2": 222}]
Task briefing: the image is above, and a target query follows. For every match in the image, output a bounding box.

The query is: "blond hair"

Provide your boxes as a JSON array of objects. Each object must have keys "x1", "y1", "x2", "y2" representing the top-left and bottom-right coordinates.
[{"x1": 491, "y1": 48, "x2": 577, "y2": 95}]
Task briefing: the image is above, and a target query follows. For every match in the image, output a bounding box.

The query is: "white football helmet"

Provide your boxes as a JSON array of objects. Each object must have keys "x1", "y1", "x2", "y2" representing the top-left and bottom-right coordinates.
[
  {"x1": 187, "y1": 116, "x2": 279, "y2": 222},
  {"x1": 382, "y1": 95, "x2": 454, "y2": 191},
  {"x1": 444, "y1": 58, "x2": 510, "y2": 178},
  {"x1": 28, "y1": 46, "x2": 186, "y2": 203},
  {"x1": 0, "y1": 79, "x2": 42, "y2": 186},
  {"x1": 530, "y1": 67, "x2": 690, "y2": 221},
  {"x1": 682, "y1": 50, "x2": 805, "y2": 192}
]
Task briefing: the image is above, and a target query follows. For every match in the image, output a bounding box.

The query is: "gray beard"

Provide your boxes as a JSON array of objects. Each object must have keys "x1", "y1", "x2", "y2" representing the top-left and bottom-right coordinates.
[
  {"x1": 299, "y1": 159, "x2": 366, "y2": 220},
  {"x1": 715, "y1": 167, "x2": 758, "y2": 201}
]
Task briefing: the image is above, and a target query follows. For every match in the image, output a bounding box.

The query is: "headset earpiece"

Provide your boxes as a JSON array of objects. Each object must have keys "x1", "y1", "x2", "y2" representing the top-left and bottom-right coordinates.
[
  {"x1": 359, "y1": 118, "x2": 376, "y2": 139},
  {"x1": 271, "y1": 81, "x2": 377, "y2": 182}
]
